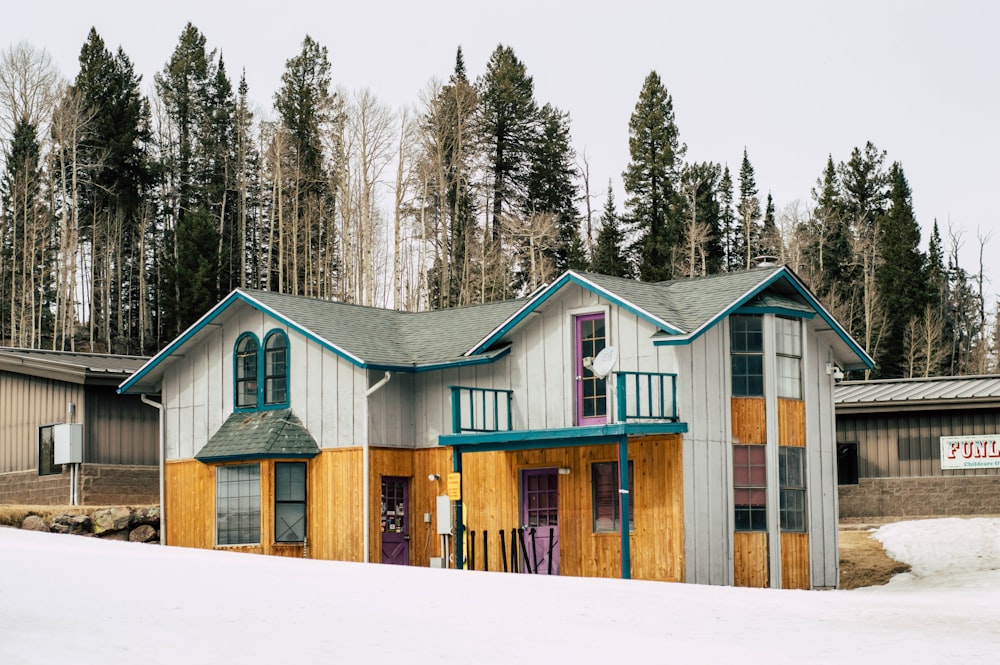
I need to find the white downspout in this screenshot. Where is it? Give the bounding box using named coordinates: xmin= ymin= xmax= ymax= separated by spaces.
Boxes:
xmin=141 ymin=394 xmax=166 ymax=546
xmin=363 ymin=371 xmax=392 ymax=563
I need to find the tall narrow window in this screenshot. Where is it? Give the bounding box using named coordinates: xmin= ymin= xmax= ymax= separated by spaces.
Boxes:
xmin=235 ymin=335 xmax=259 ymax=409
xmin=576 ymin=313 xmax=607 ymax=425
xmin=264 ymin=331 xmax=289 ymax=406
xmin=274 ymin=462 xmax=306 ymax=542
xmin=733 ymin=445 xmax=766 ymax=531
xmin=591 ymin=460 xmax=634 ymax=533
xmin=38 ymin=425 xmax=59 ymax=476
xmin=776 ymin=317 xmax=802 ymax=399
xmin=779 ymin=447 xmax=806 ymax=532
xmin=216 ymin=464 xmax=261 ymax=545
xmin=731 ymin=315 xmax=763 ymax=397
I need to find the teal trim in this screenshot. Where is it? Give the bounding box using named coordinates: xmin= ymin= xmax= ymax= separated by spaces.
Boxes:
xmin=618 ymin=435 xmax=631 ymax=580
xmin=651 ymin=268 xmax=874 ymax=369
xmin=736 ymin=306 xmax=816 ymax=319
xmin=442 ymin=421 xmax=688 ymax=452
xmin=262 ymin=328 xmax=291 ymax=409
xmin=468 ymin=272 xmax=683 ymax=356
xmin=197 ymin=452 xmax=319 ymax=463
xmin=233 ymin=332 xmax=260 ymax=413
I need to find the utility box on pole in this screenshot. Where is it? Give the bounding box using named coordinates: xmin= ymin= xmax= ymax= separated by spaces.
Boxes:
xmin=53 ymin=423 xmax=83 ymax=464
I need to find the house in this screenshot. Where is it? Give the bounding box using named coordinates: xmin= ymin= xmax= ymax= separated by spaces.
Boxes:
xmin=119 ymin=266 xmax=871 ymax=588
xmin=835 ymin=375 xmax=1000 ymax=519
xmin=0 ymin=349 xmax=159 ymax=505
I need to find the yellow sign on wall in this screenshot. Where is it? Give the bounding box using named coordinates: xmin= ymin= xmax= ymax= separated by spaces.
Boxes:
xmin=447 ymin=472 xmax=462 ymax=500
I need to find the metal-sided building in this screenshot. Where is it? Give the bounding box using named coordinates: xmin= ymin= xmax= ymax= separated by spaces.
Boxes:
xmin=0 ymin=349 xmax=159 ymax=505
xmin=120 ymin=266 xmax=871 ymax=588
xmin=835 ymin=375 xmax=1000 ymax=519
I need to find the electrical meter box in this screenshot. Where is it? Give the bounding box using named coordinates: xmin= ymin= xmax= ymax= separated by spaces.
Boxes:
xmin=436 ymin=495 xmax=452 ymax=535
xmin=53 ymin=423 xmax=83 ymax=464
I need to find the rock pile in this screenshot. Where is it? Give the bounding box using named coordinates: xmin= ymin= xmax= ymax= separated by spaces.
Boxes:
xmin=14 ymin=506 xmax=160 ymax=543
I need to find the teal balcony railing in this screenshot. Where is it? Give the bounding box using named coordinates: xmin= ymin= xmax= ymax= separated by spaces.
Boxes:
xmin=450 ymin=386 xmax=514 ymax=434
xmin=615 ymin=371 xmax=679 ymax=422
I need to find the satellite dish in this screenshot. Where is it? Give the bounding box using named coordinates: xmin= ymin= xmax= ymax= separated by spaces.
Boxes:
xmin=590 ymin=346 xmax=618 ymax=379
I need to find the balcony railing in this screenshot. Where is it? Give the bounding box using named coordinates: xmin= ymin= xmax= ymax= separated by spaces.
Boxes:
xmin=449 ymin=372 xmax=679 ymax=434
xmin=450 ymin=386 xmax=514 ymax=434
xmin=615 ymin=371 xmax=679 ymax=422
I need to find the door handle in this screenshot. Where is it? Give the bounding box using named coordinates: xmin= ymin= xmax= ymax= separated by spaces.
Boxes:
xmin=403 ymin=534 xmax=410 ymax=541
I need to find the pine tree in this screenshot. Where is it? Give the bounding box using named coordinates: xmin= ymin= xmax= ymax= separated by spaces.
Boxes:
xmin=525 ymin=103 xmax=581 ymax=275
xmin=810 ymin=155 xmax=849 ymax=296
xmin=736 ymin=148 xmax=761 ymax=268
xmin=677 ymin=161 xmax=723 ymax=277
xmin=590 ymin=181 xmax=631 ymax=278
xmin=718 ymin=166 xmax=737 ymax=271
xmin=761 ymin=192 xmax=779 ymax=258
xmin=623 ymin=71 xmax=685 ymax=282
xmin=478 ymin=44 xmax=537 ymax=247
xmin=75 ymin=29 xmax=151 ymax=352
xmin=875 ymin=162 xmax=928 ymax=377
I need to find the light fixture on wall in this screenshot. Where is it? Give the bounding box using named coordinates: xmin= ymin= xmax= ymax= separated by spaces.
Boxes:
xmin=558 ymin=467 xmax=571 ymax=475
xmin=826 ymin=363 xmax=844 ymax=382
xmin=428 ymin=474 xmax=440 ymax=481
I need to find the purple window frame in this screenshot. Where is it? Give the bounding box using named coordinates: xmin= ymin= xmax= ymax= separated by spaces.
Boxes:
xmin=576 ymin=312 xmax=608 ymax=426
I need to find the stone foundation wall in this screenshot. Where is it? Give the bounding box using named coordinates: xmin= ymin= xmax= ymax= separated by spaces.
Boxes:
xmin=0 ymin=464 xmax=158 ymax=505
xmin=839 ymin=476 xmax=1000 ymax=519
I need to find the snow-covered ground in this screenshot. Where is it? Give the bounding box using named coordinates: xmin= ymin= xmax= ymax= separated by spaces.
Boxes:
xmin=2 ymin=517 xmax=999 ymax=665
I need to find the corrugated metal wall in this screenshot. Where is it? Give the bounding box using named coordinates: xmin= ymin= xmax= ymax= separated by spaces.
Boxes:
xmin=0 ymin=371 xmax=84 ymax=473
xmin=838 ymin=409 xmax=1000 ymax=478
xmin=85 ymin=388 xmax=159 ymax=465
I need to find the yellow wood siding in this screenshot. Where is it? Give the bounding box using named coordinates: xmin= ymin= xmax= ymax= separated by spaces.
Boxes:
xmin=308 ymin=448 xmax=363 ymax=561
xmin=778 ymin=398 xmax=806 ymax=446
xmin=781 ymin=532 xmax=810 ymax=589
xmin=164 ymin=459 xmax=214 ymax=549
xmin=734 ymin=531 xmax=769 ymax=587
xmin=458 ymin=435 xmax=684 ymax=581
xmin=731 ymin=397 xmax=766 ymax=444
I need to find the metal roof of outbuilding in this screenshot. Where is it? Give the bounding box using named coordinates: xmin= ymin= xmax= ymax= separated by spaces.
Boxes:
xmin=835 ymin=375 xmax=1000 ymax=412
xmin=0 ymin=348 xmax=149 ymax=386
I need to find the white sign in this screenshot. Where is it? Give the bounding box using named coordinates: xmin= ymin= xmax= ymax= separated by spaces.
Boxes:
xmin=940 ymin=435 xmax=1000 ymax=470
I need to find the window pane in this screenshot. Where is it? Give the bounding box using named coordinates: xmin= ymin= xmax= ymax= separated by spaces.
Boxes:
xmin=776 ymin=317 xmax=801 ymax=356
xmin=777 ymin=356 xmax=801 ymax=399
xmin=264 ymin=333 xmax=288 ymax=406
xmin=591 ymin=461 xmax=634 ymax=532
xmin=733 ymin=444 xmax=766 ymax=532
xmin=216 ymin=464 xmax=261 ymax=545
xmin=38 ymin=425 xmax=59 ymax=476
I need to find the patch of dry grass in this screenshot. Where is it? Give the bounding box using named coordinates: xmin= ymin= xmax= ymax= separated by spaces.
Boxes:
xmin=839 ymin=529 xmax=911 ymax=589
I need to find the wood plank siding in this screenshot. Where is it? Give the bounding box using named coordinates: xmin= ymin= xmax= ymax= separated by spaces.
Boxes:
xmin=459 ymin=435 xmax=684 ymax=581
xmin=778 ymin=399 xmax=806 ymax=447
xmin=732 ymin=397 xmax=766 ymax=444
xmin=733 ymin=532 xmax=768 ymax=587
xmin=781 ymin=532 xmax=810 ymax=589
xmin=163 ymin=437 xmax=682 ymax=581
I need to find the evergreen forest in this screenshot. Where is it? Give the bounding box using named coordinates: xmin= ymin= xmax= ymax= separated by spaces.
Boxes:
xmin=0 ymin=27 xmax=993 ymax=379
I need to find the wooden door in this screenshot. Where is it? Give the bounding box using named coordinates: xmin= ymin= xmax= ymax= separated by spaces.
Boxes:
xmin=381 ymin=477 xmax=409 ymax=565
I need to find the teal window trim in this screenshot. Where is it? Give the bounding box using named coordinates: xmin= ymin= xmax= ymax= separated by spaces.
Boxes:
xmin=234 ymin=329 xmax=290 ymax=412
xmin=234 ymin=333 xmax=260 ymax=412
xmin=263 ymin=329 xmax=290 ymax=409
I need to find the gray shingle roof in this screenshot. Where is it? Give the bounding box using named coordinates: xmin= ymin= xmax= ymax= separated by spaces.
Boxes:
xmin=195 ymin=409 xmax=320 ymax=461
xmin=242 ymin=290 xmax=524 ymax=367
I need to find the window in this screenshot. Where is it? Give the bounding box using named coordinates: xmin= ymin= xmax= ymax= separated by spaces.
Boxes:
xmin=235 ymin=334 xmax=259 ymax=409
xmin=234 ymin=330 xmax=289 ymax=410
xmin=576 ymin=313 xmax=608 ymax=425
xmin=38 ymin=425 xmax=59 ymax=476
xmin=779 ymin=447 xmax=806 ymax=532
xmin=274 ymin=462 xmax=306 ymax=542
xmin=776 ymin=317 xmax=802 ymax=399
xmin=264 ymin=331 xmax=289 ymax=406
xmin=837 ymin=442 xmax=859 ymax=485
xmin=216 ymin=464 xmax=261 ymax=545
xmin=591 ymin=460 xmax=634 ymax=532
xmin=731 ymin=315 xmax=763 ymax=397
xmin=733 ymin=444 xmax=766 ymax=531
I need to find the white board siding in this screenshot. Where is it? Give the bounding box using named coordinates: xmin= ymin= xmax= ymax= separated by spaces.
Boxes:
xmin=162 ymin=303 xmax=368 ymax=460
xmin=366 ymin=370 xmax=416 ymax=448
xmin=680 ymin=323 xmax=733 ymax=586
xmin=804 ymin=327 xmax=840 ymax=588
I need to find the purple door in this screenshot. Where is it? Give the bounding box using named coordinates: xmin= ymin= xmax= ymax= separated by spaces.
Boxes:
xmin=381 ymin=477 xmax=409 ymax=565
xmin=576 ymin=313 xmax=607 ymax=425
xmin=521 ymin=468 xmax=560 ymax=575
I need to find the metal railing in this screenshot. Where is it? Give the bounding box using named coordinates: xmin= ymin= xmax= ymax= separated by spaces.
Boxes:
xmin=449 ymin=386 xmax=514 ymax=434
xmin=615 ymin=371 xmax=679 ymax=422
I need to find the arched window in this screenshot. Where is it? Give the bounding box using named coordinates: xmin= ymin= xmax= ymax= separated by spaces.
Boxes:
xmin=264 ymin=331 xmax=289 ymax=407
xmin=235 ymin=334 xmax=260 ymax=409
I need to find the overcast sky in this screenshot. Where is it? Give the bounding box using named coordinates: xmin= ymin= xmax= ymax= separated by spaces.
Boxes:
xmin=6 ymin=1 xmax=999 ymax=296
